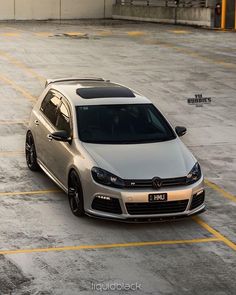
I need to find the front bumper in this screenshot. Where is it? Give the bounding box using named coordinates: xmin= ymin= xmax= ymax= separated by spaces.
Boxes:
xmin=86 ymin=206 xmax=206 ymax=223
xmin=84 ymin=176 xmax=205 ymax=222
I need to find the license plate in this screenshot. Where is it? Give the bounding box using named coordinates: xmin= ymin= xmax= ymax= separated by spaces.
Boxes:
xmin=149 ymin=193 xmax=168 ymax=202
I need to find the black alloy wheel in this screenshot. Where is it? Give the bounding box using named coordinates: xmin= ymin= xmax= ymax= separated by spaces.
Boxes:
xmin=25 ymin=131 xmax=40 ymax=171
xmin=68 ymin=171 xmax=85 ymax=217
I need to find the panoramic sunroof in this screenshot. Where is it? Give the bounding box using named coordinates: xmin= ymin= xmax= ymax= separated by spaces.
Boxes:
xmin=76 ymin=86 xmax=135 ymax=99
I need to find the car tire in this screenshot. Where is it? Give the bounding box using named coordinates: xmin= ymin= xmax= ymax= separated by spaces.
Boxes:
xmin=68 ymin=170 xmax=85 ymax=217
xmin=25 ymin=131 xmax=40 ymax=171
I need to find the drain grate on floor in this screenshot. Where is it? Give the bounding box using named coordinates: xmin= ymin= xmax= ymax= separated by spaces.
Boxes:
xmin=52 ymin=33 xmax=90 ymax=39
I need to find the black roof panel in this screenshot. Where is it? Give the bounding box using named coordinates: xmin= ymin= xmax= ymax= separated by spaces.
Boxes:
xmin=76 ymin=86 xmax=135 ymax=99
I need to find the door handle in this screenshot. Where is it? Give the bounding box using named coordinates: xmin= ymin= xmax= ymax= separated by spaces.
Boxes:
xmin=47 ymin=134 xmax=53 ymax=141
xmin=34 ymin=120 xmax=39 ymax=126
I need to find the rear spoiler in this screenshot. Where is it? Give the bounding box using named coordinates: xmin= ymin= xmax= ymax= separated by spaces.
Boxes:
xmin=45 ymin=77 xmax=105 ymax=88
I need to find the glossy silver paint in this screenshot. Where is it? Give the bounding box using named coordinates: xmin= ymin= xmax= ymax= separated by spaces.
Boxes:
xmin=28 ymin=78 xmax=205 ymax=220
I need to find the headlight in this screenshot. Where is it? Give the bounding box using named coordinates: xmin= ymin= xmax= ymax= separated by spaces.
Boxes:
xmin=186 ymin=163 xmax=202 ymax=184
xmin=91 ymin=167 xmax=125 ymax=188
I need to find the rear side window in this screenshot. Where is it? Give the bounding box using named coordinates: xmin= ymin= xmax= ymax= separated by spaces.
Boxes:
xmin=56 ymin=102 xmax=71 ymax=135
xmin=41 ymin=91 xmax=61 ymax=126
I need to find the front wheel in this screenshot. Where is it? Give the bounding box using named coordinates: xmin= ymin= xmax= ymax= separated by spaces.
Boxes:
xmin=68 ymin=171 xmax=85 ymax=217
xmin=25 ymin=131 xmax=40 ymax=171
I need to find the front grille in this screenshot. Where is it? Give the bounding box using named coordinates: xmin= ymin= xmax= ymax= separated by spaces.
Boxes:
xmin=190 ymin=191 xmax=205 ymax=210
xmin=126 ymin=200 xmax=188 ymax=215
xmin=124 ymin=177 xmax=187 ymax=189
xmin=92 ymin=197 xmax=122 ymax=214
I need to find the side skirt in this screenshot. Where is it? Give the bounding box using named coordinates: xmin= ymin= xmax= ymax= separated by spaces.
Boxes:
xmin=37 ymin=159 xmax=68 ymax=194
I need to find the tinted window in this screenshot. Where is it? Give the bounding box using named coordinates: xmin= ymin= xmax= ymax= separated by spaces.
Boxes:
xmin=77 ymin=86 xmax=135 ymax=99
xmin=41 ymin=91 xmax=61 ymax=126
xmin=41 ymin=91 xmax=54 ymax=112
xmin=76 ymin=104 xmax=176 ymax=144
xmin=56 ymin=102 xmax=71 ymax=135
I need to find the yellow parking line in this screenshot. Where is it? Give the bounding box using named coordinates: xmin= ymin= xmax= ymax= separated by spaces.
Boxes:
xmin=144 ymin=38 xmax=236 ymax=69
xmin=66 ymin=32 xmax=85 ymax=36
xmin=96 ymin=31 xmax=113 ymax=37
xmin=193 ymin=217 xmax=236 ymax=251
xmin=0 ymin=151 xmax=24 ymax=157
xmin=0 ymin=120 xmax=27 ymax=125
xmin=0 ymin=237 xmax=220 ymax=256
xmin=0 ymin=33 xmax=20 ymax=37
xmin=0 ymin=189 xmax=61 ymax=197
xmin=0 ymin=74 xmax=36 ymax=102
xmin=127 ymin=31 xmax=146 ymax=37
xmin=0 ymin=50 xmax=45 ymax=84
xmin=205 ymin=179 xmax=236 ymax=203
xmin=171 ymin=46 xmax=236 ymax=69
xmin=169 ymin=30 xmax=191 ymax=34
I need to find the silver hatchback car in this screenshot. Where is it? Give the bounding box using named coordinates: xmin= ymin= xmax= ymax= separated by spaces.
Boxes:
xmin=26 ymin=78 xmax=205 ymax=221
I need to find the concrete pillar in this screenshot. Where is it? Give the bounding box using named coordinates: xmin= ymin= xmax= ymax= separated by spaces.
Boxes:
xmin=226 ymin=0 xmax=235 ymax=28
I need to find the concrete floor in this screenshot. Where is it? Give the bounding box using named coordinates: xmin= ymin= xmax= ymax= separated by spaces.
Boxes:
xmin=0 ymin=20 xmax=235 ymax=294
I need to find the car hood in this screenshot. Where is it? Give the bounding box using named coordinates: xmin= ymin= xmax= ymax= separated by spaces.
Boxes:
xmin=82 ymin=139 xmax=196 ymax=179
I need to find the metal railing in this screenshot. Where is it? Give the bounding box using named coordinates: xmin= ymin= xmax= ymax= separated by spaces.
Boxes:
xmin=115 ymin=0 xmax=207 ymax=8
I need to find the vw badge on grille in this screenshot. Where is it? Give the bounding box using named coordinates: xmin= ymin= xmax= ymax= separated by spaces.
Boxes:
xmin=152 ymin=177 xmax=162 ymax=189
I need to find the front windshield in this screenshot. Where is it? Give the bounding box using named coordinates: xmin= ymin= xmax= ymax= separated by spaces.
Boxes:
xmin=76 ymin=104 xmax=176 ymax=144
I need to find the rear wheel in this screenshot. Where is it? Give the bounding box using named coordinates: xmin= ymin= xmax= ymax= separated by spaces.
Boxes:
xmin=68 ymin=171 xmax=85 ymax=217
xmin=25 ymin=131 xmax=40 ymax=171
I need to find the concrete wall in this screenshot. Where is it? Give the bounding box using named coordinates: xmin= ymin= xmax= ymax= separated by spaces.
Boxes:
xmin=113 ymin=5 xmax=213 ymax=27
xmin=0 ymin=0 xmax=15 ymax=20
xmin=0 ymin=0 xmax=113 ymax=20
xmin=177 ymin=7 xmax=212 ymax=27
xmin=15 ymin=0 xmax=60 ymax=20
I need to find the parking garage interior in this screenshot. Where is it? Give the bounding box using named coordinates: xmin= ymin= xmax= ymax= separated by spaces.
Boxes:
xmin=0 ymin=1 xmax=235 ymax=295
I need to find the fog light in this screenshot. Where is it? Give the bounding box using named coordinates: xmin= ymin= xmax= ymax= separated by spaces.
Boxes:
xmin=190 ymin=190 xmax=205 ymax=210
xmin=96 ymin=195 xmax=111 ymax=201
xmin=196 ymin=190 xmax=204 ymax=196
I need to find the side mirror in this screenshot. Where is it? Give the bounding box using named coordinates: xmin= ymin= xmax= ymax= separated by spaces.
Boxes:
xmin=49 ymin=130 xmax=72 ymax=143
xmin=175 ymin=126 xmax=187 ymax=137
